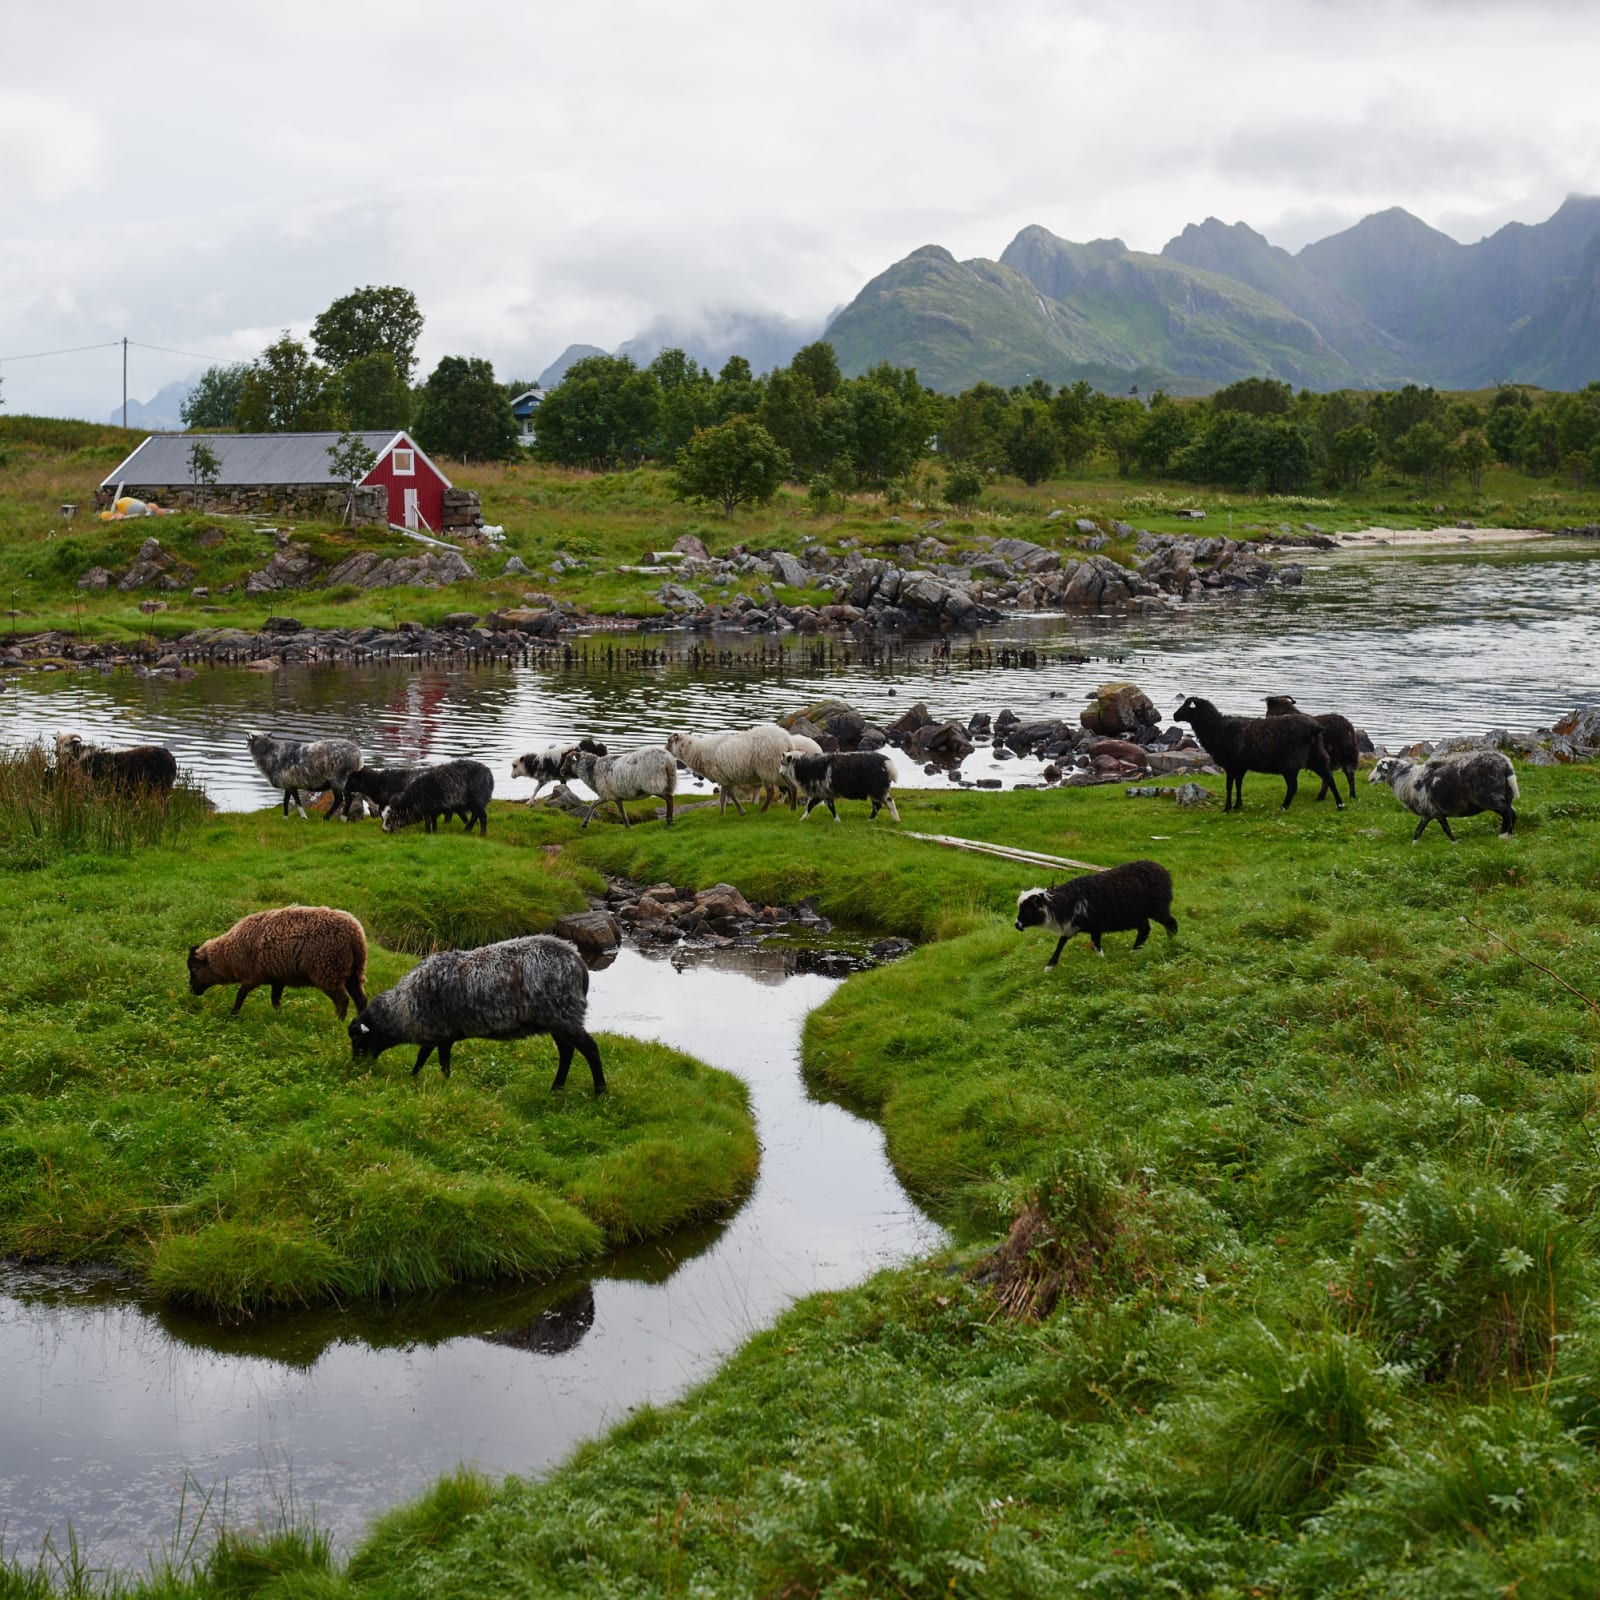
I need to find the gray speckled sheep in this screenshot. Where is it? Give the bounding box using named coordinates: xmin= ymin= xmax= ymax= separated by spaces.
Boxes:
xmin=246 ymin=731 xmax=364 ymax=820
xmin=348 ymin=934 xmax=605 ymax=1092
xmin=188 ymin=905 xmax=369 ymax=1018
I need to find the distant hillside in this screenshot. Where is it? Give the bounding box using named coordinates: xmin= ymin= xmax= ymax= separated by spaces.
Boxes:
xmin=820 ymin=197 xmax=1600 ymax=393
xmin=616 ymin=308 xmax=824 ymax=377
xmin=537 ymin=345 xmax=608 ymax=388
xmin=105 ymin=377 xmax=193 ymax=432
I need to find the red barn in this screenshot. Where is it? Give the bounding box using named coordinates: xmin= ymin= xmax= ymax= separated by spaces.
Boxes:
xmin=100 ymin=430 xmax=455 ymax=531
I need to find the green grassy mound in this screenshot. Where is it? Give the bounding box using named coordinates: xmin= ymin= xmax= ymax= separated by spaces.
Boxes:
xmin=0 ymin=798 xmax=758 ymax=1314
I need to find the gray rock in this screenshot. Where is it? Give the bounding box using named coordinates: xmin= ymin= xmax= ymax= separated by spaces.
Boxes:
xmin=502 ymin=555 xmax=531 ymax=575
xmin=1074 ymin=518 xmax=1098 ymax=534
xmin=767 ymin=551 xmax=810 ymax=587
xmin=77 ymin=567 xmax=113 ymax=590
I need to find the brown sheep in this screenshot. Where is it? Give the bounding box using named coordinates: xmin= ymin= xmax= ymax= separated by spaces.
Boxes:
xmin=187 ymin=906 xmax=369 ymax=1019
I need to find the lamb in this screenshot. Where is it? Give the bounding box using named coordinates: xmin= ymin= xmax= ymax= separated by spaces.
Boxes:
xmin=1265 ymin=695 xmax=1360 ymax=802
xmin=511 ymin=738 xmax=607 ymax=801
xmin=558 ymin=745 xmax=676 ymax=827
xmin=54 ymin=732 xmax=177 ymax=794
xmin=1368 ymin=752 xmax=1518 ymax=843
xmin=777 ymin=749 xmax=901 ymax=822
xmin=775 ymin=732 xmax=825 ymax=809
xmin=1015 ymin=861 xmax=1177 ymax=965
xmin=348 ymin=933 xmax=605 ymax=1093
xmin=245 ymin=731 xmax=364 ymax=820
xmin=380 ymin=759 xmax=494 ymax=835
xmin=1173 ymin=695 xmax=1342 ymax=813
xmin=343 ymin=766 xmax=422 ymax=817
xmin=187 ymin=905 xmax=369 ymax=1019
xmin=665 ymin=723 xmax=793 ymax=817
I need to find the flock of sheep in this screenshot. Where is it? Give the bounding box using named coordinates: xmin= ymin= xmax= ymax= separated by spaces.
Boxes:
xmin=48 ymin=691 xmax=1525 ymax=1083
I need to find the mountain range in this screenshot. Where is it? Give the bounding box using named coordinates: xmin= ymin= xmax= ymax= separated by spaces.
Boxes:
xmin=821 ymin=197 xmax=1600 ymax=394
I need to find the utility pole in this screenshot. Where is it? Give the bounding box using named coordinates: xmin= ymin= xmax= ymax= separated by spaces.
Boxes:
xmin=122 ymin=336 xmax=128 ymax=428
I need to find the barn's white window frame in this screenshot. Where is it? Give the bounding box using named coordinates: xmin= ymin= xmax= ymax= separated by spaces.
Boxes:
xmin=391 ymin=448 xmax=415 ymax=475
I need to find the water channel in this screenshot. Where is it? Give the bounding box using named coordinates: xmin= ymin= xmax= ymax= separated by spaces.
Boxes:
xmin=2 ymin=537 xmax=1599 ymax=1569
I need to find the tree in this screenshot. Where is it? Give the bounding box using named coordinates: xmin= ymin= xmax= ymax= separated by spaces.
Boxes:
xmin=1391 ymin=422 xmax=1453 ymax=490
xmin=336 ymin=350 xmax=412 ymax=430
xmin=1135 ymin=395 xmax=1191 ymax=476
xmin=1002 ymin=398 xmax=1062 ymax=485
xmin=182 ymin=363 xmax=248 ymax=428
xmin=941 ymin=382 xmax=1011 ymax=468
xmin=840 ymin=363 xmax=935 ymax=488
xmin=789 ymin=341 xmax=841 ymax=398
xmin=944 ymin=463 xmax=983 ymax=512
xmin=651 ymin=348 xmax=717 ymax=458
xmin=532 ymin=354 xmax=662 ymax=470
xmin=1210 ymin=376 xmax=1293 ymax=417
xmin=1050 ymin=380 xmax=1100 ymax=470
xmin=310 ymin=286 xmax=424 ymax=383
xmin=669 ymin=416 xmax=791 ymax=516
xmin=186 ymin=438 xmax=221 ymax=507
xmin=1101 ymin=397 xmax=1146 ymax=476
xmin=1456 ymin=428 xmax=1493 ymax=493
xmin=1369 ymin=384 xmax=1444 ymax=449
xmin=235 ymin=334 xmax=334 ymax=432
xmin=326 ymin=429 xmax=379 ymax=524
xmin=412 ymin=356 xmax=519 ymax=463
xmin=1327 ymin=425 xmax=1380 ymax=490
xmin=713 ymin=354 xmax=762 ymax=422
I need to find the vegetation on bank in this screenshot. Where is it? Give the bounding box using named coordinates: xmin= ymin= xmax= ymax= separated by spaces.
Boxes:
xmin=13 ymin=765 xmax=1600 ymax=1595
xmin=0 ymin=760 xmax=758 ymax=1315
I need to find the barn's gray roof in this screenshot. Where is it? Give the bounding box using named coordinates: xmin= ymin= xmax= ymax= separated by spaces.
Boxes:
xmin=101 ymin=431 xmax=404 ymax=488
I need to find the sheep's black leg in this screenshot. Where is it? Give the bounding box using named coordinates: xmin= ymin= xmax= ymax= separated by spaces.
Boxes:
xmin=411 ymin=1043 xmax=434 ymax=1075
xmin=1412 ymin=816 xmax=1431 ymax=843
xmin=476 ymin=806 xmax=488 ymax=835
xmin=1090 ymin=932 xmax=1105 ymax=956
xmin=349 ymin=975 xmax=367 ymax=1013
xmin=1162 ymin=914 xmax=1179 ymax=938
xmin=1500 ymin=806 xmax=1516 ymax=837
xmin=578 ymin=1030 xmax=606 ymax=1095
xmin=552 ymin=1035 xmax=573 ymax=1089
xmin=1345 ymin=768 xmax=1358 ymax=801
xmin=1045 ymin=935 xmax=1069 ymax=968
xmin=1133 ymin=921 xmax=1150 ymax=948
xmin=802 ymin=798 xmax=819 ymax=820
xmin=1281 ymin=771 xmax=1299 ymax=810
xmin=827 ymin=799 xmax=840 ymax=822
xmin=232 ymin=983 xmax=258 ymax=1014
xmin=1438 ymin=817 xmax=1456 ymax=842
xmin=438 ymin=1042 xmax=453 ymax=1077
xmin=270 ymin=983 xmax=284 ymax=1008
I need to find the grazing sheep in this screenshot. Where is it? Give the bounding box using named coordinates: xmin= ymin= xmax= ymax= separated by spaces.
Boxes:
xmin=559 ymin=745 xmax=676 ymax=827
xmin=778 ymin=749 xmax=901 ymax=822
xmin=188 ymin=905 xmax=369 ymax=1018
xmin=381 ymin=759 xmax=495 ymax=835
xmin=54 ymin=732 xmax=177 ymax=794
xmin=1015 ymin=861 xmax=1177 ymax=965
xmin=343 ymin=766 xmax=422 ymax=817
xmin=246 ymin=731 xmax=364 ymax=820
xmin=1368 ymin=752 xmax=1519 ymax=843
xmin=665 ymin=723 xmax=793 ymax=817
xmin=1173 ymin=695 xmax=1342 ymax=813
xmin=349 ymin=933 xmax=605 ymax=1092
xmin=1265 ymin=695 xmax=1360 ymax=802
xmin=512 ymin=738 xmax=607 ymax=801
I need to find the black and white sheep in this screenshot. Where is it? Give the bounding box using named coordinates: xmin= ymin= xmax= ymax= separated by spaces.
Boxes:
xmin=246 ymin=731 xmax=364 ymax=819
xmin=774 ymin=731 xmax=826 ymax=809
xmin=1015 ymin=861 xmax=1177 ymax=965
xmin=558 ymin=745 xmax=676 ymax=827
xmin=1265 ymin=695 xmax=1360 ymax=802
xmin=665 ymin=724 xmax=792 ymax=817
xmin=54 ymin=732 xmax=177 ymax=794
xmin=1173 ymin=695 xmax=1342 ymax=813
xmin=1368 ymin=752 xmax=1518 ymax=843
xmin=777 ymin=749 xmax=901 ymax=822
xmin=380 ymin=759 xmax=495 ymax=835
xmin=511 ymin=738 xmax=607 ymax=801
xmin=188 ymin=905 xmax=369 ymax=1018
xmin=348 ymin=933 xmax=605 ymax=1092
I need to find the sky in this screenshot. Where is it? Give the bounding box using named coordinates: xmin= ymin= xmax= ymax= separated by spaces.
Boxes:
xmin=3 ymin=0 xmax=1596 ymax=422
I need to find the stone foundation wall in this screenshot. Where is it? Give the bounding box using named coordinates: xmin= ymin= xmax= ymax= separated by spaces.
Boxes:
xmin=93 ymin=483 xmax=389 ymax=526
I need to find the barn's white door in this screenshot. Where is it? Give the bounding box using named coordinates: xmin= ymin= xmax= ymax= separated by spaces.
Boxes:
xmin=403 ymin=488 xmax=419 ymax=529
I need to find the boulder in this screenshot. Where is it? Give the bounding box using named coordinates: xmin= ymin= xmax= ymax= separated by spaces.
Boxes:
xmin=694 ymin=882 xmax=754 ymax=920
xmin=673 ymin=533 xmax=710 ymax=560
xmin=1080 ymin=681 xmax=1160 ymax=737
xmin=77 ymin=567 xmax=113 ymax=590
xmin=767 ymin=550 xmax=810 ymax=587
xmin=552 ymin=910 xmax=620 ymax=957
xmin=885 ymin=701 xmax=933 ymax=739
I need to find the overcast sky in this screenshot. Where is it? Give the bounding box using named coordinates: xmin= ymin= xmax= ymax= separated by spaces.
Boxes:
xmin=3 ymin=0 xmax=1596 ymax=421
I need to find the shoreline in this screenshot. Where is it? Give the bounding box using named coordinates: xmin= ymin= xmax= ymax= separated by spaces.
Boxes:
xmin=1330 ymin=525 xmax=1553 ymax=547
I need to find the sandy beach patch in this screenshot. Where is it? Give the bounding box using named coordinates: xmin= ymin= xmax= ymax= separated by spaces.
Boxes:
xmin=1331 ymin=526 xmax=1552 ymax=548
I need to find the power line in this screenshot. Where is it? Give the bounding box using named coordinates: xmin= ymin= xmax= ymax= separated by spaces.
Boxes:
xmin=128 ymin=339 xmax=240 ymax=364
xmin=0 ymin=339 xmax=122 ymax=363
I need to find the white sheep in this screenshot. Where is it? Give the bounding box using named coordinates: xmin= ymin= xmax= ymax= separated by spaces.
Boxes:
xmin=560 ymin=746 xmax=677 ymax=827
xmin=664 ymin=723 xmax=792 ymax=817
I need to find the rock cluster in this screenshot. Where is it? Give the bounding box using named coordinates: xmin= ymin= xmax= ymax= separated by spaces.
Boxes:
xmin=78 ymin=537 xmax=197 ymax=593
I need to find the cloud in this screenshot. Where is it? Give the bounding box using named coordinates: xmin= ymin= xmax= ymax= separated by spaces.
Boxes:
xmin=0 ymin=95 xmax=106 ymax=201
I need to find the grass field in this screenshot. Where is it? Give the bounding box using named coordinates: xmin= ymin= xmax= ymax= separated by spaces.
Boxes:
xmin=10 ymin=762 xmax=1600 ymax=1595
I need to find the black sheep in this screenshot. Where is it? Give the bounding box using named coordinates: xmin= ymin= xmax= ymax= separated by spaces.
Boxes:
xmin=54 ymin=733 xmax=177 ymax=795
xmin=777 ymin=749 xmax=901 ymax=822
xmin=1265 ymin=695 xmax=1360 ymax=802
xmin=1015 ymin=860 xmax=1177 ymax=965
xmin=344 ymin=766 xmax=421 ymax=816
xmin=380 ymin=760 xmax=495 ymax=835
xmin=1173 ymin=695 xmax=1342 ymax=813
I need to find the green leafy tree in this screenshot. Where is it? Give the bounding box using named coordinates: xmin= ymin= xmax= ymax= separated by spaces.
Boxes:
xmin=713 ymin=354 xmax=762 ymax=423
xmin=839 ymin=363 xmax=935 ymax=488
xmin=310 ymin=286 xmax=424 ymax=383
xmin=186 ymin=438 xmax=221 ymax=507
xmin=234 ymin=334 xmax=334 ymax=432
xmin=326 ymin=429 xmax=379 ymax=524
xmin=336 ymin=350 xmax=411 ymax=430
xmin=412 ymin=356 xmax=519 ymax=463
xmin=1327 ymin=425 xmax=1380 ymax=490
xmin=1049 ymin=380 xmax=1101 ymax=470
xmin=1135 ymin=394 xmax=1192 ymax=476
xmin=650 ymin=349 xmax=717 ymax=458
xmin=669 ymin=416 xmax=791 ymax=517
xmin=532 ymin=354 xmax=662 ymax=470
xmin=181 ymin=363 xmax=248 ymax=429
xmin=1391 ymin=422 xmax=1453 ymax=490
xmin=760 ymin=367 xmax=828 ymax=479
xmin=1210 ymin=376 xmax=1293 ymax=417
xmin=790 ymin=341 xmax=841 ymax=398
xmin=1101 ymin=397 xmax=1146 ymax=476
xmin=944 ymin=463 xmax=983 ymax=512
xmin=1456 ymin=428 xmax=1493 ymax=493
xmin=941 ymin=382 xmax=1011 ymax=469
xmin=1002 ymin=397 xmax=1062 ymax=486
xmin=1369 ymin=384 xmax=1444 ymax=450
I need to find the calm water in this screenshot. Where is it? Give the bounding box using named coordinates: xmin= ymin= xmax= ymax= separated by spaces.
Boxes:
xmin=0 ymin=947 xmax=943 ymax=1569
xmin=3 ymin=541 xmax=1599 ymax=809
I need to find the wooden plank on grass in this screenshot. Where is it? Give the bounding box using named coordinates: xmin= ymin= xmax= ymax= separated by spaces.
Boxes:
xmin=903 ymin=831 xmax=1104 ymax=872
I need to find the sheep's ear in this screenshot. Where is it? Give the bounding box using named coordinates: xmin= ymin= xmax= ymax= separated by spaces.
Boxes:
xmin=356 ymin=1021 xmax=369 ymax=1033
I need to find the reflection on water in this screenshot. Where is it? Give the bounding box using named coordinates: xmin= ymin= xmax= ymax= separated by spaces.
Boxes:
xmin=0 ymin=949 xmax=944 ymax=1568
xmin=4 ymin=542 xmax=1599 ymax=810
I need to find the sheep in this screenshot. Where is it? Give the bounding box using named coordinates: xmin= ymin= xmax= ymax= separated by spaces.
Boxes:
xmin=343 ymin=766 xmax=422 ymax=817
xmin=245 ymin=731 xmax=364 ymax=820
xmin=665 ymin=723 xmax=793 ymax=817
xmin=54 ymin=732 xmax=177 ymax=794
xmin=380 ymin=759 xmax=494 ymax=835
xmin=511 ymin=738 xmax=607 ymax=801
xmin=1015 ymin=861 xmax=1177 ymax=965
xmin=775 ymin=731 xmax=826 ymax=809
xmin=348 ymin=933 xmax=605 ymax=1093
xmin=777 ymin=749 xmax=901 ymax=822
xmin=1368 ymin=752 xmax=1518 ymax=843
xmin=1265 ymin=695 xmax=1360 ymax=802
xmin=558 ymin=745 xmax=676 ymax=827
xmin=187 ymin=905 xmax=369 ymax=1019
xmin=1173 ymin=695 xmax=1342 ymax=813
